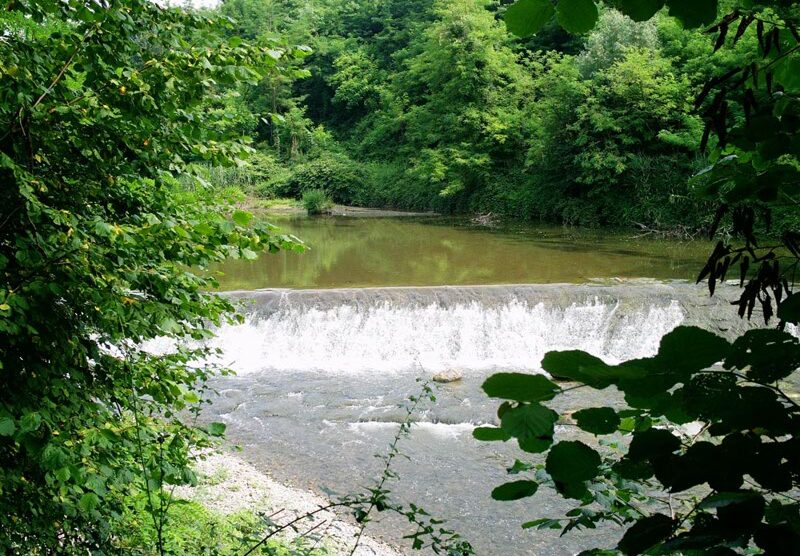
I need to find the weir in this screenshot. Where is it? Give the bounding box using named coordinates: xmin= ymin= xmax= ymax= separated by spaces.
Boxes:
xmin=198 ymin=281 xmax=757 ymax=555
xmin=212 ymin=282 xmax=750 ymax=375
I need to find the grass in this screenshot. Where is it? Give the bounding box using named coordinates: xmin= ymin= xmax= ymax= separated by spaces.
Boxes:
xmin=302 ymin=190 xmax=333 ymax=215
xmin=113 ymin=495 xmax=328 ymax=555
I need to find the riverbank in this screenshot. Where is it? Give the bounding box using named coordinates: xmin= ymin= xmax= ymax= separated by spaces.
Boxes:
xmin=239 ymin=197 xmax=436 ymax=218
xmin=175 ymin=452 xmax=401 ymax=556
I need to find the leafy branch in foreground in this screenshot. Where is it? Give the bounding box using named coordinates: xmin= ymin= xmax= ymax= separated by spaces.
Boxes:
xmin=0 ymin=1 xmax=304 ymax=552
xmin=243 ymin=380 xmax=474 ymax=556
xmin=480 ymin=2 xmax=800 ymax=553
xmin=476 ymin=326 xmax=800 ymax=554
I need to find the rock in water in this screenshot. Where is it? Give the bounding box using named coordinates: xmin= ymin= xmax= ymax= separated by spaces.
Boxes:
xmin=432 ymin=369 xmax=463 ymax=383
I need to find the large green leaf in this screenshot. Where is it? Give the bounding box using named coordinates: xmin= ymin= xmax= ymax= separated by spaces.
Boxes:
xmin=778 ymin=293 xmax=800 ymax=324
xmin=541 ymin=350 xmax=617 ymax=388
xmin=574 ymin=407 xmax=620 ymax=435
xmin=518 ymin=437 xmax=553 ymax=454
xmin=726 ymin=329 xmax=800 ymax=382
xmin=207 ymin=422 xmax=227 ymax=437
xmin=482 ymin=373 xmax=559 ymax=402
xmin=473 ymin=426 xmax=511 ymax=442
xmin=665 ymin=0 xmax=718 ymax=28
xmin=78 ymin=492 xmax=100 ymax=514
xmin=491 ymin=480 xmax=539 ymax=501
xmin=556 ymin=0 xmax=598 ymax=34
xmin=627 ymin=428 xmax=681 ymax=461
xmin=654 ymin=326 xmax=729 ymax=373
xmin=500 ymin=403 xmax=558 ymax=441
xmin=654 ymin=442 xmax=718 ymax=492
xmin=545 ymin=441 xmax=601 ymax=484
xmin=775 ymin=57 xmax=800 ymax=93
xmin=612 ymin=0 xmax=665 ymax=21
xmin=617 ymin=513 xmax=675 ymax=554
xmin=504 ymin=0 xmax=555 ymax=37
xmin=0 ymin=417 xmax=15 ymax=437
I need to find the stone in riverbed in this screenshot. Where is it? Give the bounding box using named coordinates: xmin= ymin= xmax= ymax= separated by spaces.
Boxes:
xmin=432 ymin=369 xmax=463 ymax=383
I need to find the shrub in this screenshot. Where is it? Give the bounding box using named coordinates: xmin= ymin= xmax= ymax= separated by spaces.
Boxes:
xmin=302 ymin=189 xmax=333 ymax=215
xmin=205 ymin=151 xmax=292 ymax=200
xmin=113 ymin=494 xmax=324 ymax=555
xmin=280 ymin=154 xmax=366 ymax=204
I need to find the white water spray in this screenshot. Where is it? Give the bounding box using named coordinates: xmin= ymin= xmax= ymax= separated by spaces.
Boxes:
xmin=208 ymin=285 xmax=689 ymax=375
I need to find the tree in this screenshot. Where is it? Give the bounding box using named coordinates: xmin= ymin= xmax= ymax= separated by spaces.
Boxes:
xmin=479 ymin=0 xmax=800 ymax=553
xmin=0 ymin=1 xmax=302 ymax=551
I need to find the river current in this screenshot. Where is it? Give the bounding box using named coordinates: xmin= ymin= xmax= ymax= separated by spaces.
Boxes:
xmin=189 ymin=278 xmax=751 ymax=555
xmin=160 ymin=215 xmax=753 ymax=555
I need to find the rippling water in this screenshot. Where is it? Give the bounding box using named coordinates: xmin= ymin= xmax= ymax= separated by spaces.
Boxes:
xmin=176 ymin=281 xmax=753 ymax=555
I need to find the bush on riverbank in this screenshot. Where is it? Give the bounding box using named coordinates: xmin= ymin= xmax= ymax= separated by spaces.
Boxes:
xmin=302 ymin=189 xmax=334 ymax=215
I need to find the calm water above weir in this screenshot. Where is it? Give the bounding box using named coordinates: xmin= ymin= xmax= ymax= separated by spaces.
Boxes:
xmin=214 ymin=215 xmax=712 ymax=290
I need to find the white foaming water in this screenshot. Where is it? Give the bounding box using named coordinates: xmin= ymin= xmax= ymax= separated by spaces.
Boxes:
xmin=207 ymin=292 xmax=685 ymax=375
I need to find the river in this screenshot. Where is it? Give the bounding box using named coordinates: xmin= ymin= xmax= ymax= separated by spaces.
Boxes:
xmin=197 ymin=214 xmax=748 ymax=555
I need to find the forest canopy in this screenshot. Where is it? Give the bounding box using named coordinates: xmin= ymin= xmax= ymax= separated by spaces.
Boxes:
xmin=212 ymin=0 xmax=796 ymax=233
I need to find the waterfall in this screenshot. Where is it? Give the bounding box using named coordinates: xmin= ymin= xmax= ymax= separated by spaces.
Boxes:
xmin=206 ymin=283 xmax=741 ymax=376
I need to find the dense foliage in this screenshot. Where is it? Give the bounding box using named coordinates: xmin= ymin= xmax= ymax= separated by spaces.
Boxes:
xmin=0 ymin=1 xmax=303 ymax=551
xmin=212 ymin=0 xmax=797 ymax=231
xmin=478 ymin=1 xmax=800 ymax=554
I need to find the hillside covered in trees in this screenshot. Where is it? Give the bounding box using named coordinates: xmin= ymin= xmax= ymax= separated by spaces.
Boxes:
xmin=213 ymin=0 xmax=785 ymax=231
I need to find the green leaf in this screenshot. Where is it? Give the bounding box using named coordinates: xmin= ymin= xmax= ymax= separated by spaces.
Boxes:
xmin=207 ymin=422 xmax=226 ymax=437
xmin=482 ymin=373 xmax=559 ymax=402
xmin=627 ymin=428 xmax=681 ymax=462
xmin=545 ymin=441 xmax=601 ymax=484
xmin=0 ymin=417 xmax=15 ymax=436
xmin=504 ymin=0 xmax=555 ymax=37
xmin=778 ymin=293 xmax=800 ymax=324
xmin=518 ymin=437 xmax=553 ymax=453
xmin=617 ymin=513 xmax=675 ymax=554
xmin=522 ymin=518 xmax=561 ymax=529
xmin=574 ymin=407 xmax=620 ymax=435
xmin=183 ymin=391 xmax=200 ymax=404
xmin=491 ymin=480 xmax=539 ymax=501
xmin=232 ymin=209 xmax=252 ymax=227
xmin=726 ymin=329 xmax=800 ymax=382
xmin=775 ymin=57 xmax=800 ymax=93
xmin=473 ymin=426 xmax=512 ymax=442
xmin=556 ymin=0 xmax=598 ymax=34
xmin=500 ymin=403 xmax=558 ymax=441
xmin=541 ymin=350 xmax=617 ymax=388
xmin=54 ymin=467 xmax=71 ymax=482
xmin=18 ymin=412 xmax=41 ymax=434
xmin=665 ymin=0 xmax=718 ymax=29
xmin=612 ymin=0 xmax=665 ymax=21
xmin=654 ymin=326 xmax=729 ymax=373
xmin=78 ymin=492 xmax=100 ymax=513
